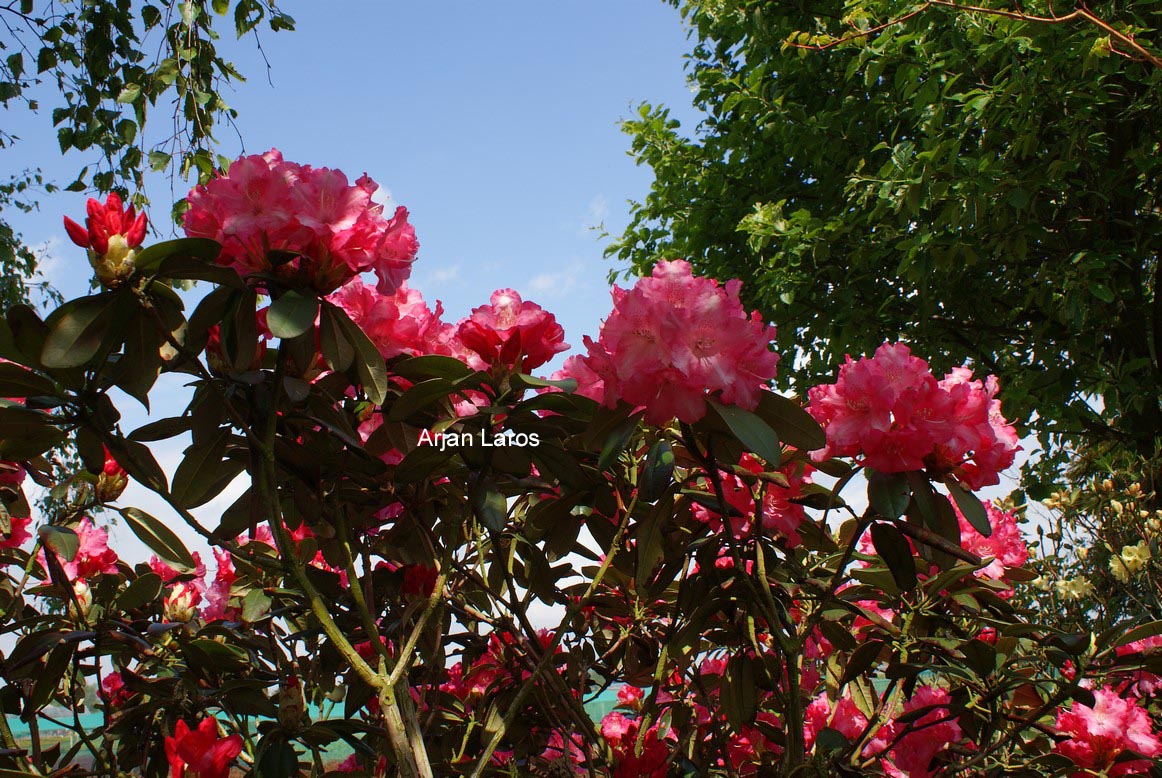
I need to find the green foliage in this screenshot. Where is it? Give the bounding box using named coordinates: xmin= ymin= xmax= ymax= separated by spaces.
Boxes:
xmin=0 ymin=1 xmax=294 ymax=308
xmin=612 ymin=0 xmax=1162 ymax=495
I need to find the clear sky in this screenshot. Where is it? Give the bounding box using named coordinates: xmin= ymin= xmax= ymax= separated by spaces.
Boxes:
xmin=10 ymin=1 xmax=701 ymax=346
xmin=4 ymin=1 xmax=704 ymax=564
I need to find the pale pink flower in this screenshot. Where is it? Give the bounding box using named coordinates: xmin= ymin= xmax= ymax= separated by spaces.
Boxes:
xmin=580 ymin=260 xmax=778 ymax=425
xmin=949 ymin=497 xmax=1029 ymax=587
xmin=871 ymin=685 xmax=962 ymax=778
xmin=808 ymin=342 xmax=1018 ymax=486
xmin=1055 ymin=686 xmax=1162 ymax=775
xmin=202 ymin=548 xmax=237 ymax=622
xmin=328 ymin=278 xmax=461 ymax=360
xmin=183 ymin=150 xmax=418 ymax=294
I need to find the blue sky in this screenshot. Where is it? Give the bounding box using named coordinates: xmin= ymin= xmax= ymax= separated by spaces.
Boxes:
xmin=11 ymin=1 xmax=701 ymax=349
xmin=5 ymin=1 xmax=704 ymax=564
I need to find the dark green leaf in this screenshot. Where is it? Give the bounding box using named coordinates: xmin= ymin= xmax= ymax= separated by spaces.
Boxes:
xmin=120 ymin=507 xmax=196 ymax=568
xmin=391 ymin=354 xmax=473 ymax=382
xmin=709 ymin=400 xmax=780 ymax=467
xmin=721 ymin=654 xmax=758 ymax=730
xmin=319 ymin=305 xmax=355 ymax=373
xmin=387 ymin=378 xmax=454 ymax=422
xmin=38 ymin=525 xmax=78 ymax=562
xmin=267 ymin=290 xmax=319 ymax=339
xmin=0 ymin=362 xmax=56 ymax=398
xmin=0 ymin=406 xmax=65 ymax=459
xmin=41 ymin=293 xmax=125 ymax=369
xmin=635 ymin=496 xmax=671 ymax=591
xmin=171 ymin=428 xmax=235 ymax=509
xmin=945 ymin=477 xmax=991 ymax=537
xmin=753 ymin=390 xmax=826 ymax=452
xmin=639 ymin=440 xmax=675 ymax=503
xmin=117 ymin=572 xmax=163 ymax=611
xmin=870 ymin=521 xmax=917 ymax=591
xmin=25 ymin=642 xmax=73 ymax=717
xmin=134 ymin=237 xmax=221 ymax=273
xmin=327 ymin=303 xmax=388 ymax=404
xmin=510 ymin=373 xmax=577 ymax=392
xmin=472 ymin=488 xmax=508 ymax=533
xmin=242 ymin=589 xmax=272 ymax=622
xmin=867 ymin=469 xmax=910 ymax=520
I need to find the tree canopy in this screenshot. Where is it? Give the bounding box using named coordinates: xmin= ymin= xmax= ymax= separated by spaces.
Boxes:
xmin=0 ymin=0 xmax=294 ymax=307
xmin=610 ymin=0 xmax=1162 ymax=496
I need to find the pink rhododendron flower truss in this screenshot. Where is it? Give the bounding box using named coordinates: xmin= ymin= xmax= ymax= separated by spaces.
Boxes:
xmin=1054 ymin=686 xmax=1162 ymax=775
xmin=949 ymin=496 xmax=1029 ymax=589
xmin=455 ymin=288 xmax=568 ymax=372
xmin=38 ymin=517 xmax=119 ymax=582
xmin=599 ymin=711 xmax=673 ymax=778
xmin=689 ymin=453 xmax=815 ymax=546
xmin=327 ymin=277 xmax=462 ymax=360
xmin=577 ymin=259 xmax=779 ymax=425
xmin=182 ymin=149 xmax=418 ymax=294
xmin=870 ymin=685 xmax=963 ymax=778
xmin=807 ymin=342 xmax=1019 ymax=486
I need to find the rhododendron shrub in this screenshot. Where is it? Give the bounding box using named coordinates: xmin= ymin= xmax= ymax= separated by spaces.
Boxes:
xmin=0 ymin=154 xmax=1158 ymax=777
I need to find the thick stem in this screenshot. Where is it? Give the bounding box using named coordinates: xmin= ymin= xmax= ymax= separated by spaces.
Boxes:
xmin=254 ymin=346 xmax=432 ymax=778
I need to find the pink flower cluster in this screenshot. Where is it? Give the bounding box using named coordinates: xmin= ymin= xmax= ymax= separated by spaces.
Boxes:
xmin=807 ymin=342 xmax=1019 ymax=488
xmin=39 ymin=517 xmax=119 ymax=582
xmin=150 ymin=550 xmax=236 ymax=623
xmin=805 ymin=685 xmax=961 ymax=778
xmin=183 ymin=150 xmax=418 ymax=294
xmin=330 ymin=279 xmax=566 ymax=374
xmin=561 ymin=260 xmax=779 ymax=425
xmin=689 ymin=454 xmax=815 ymax=546
xmin=329 ymin=278 xmax=459 ymax=360
xmin=1054 ymin=686 xmax=1162 ymax=775
xmin=950 ymin=498 xmax=1029 ymax=585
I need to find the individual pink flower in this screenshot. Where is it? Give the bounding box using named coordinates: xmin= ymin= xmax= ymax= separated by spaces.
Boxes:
xmin=455 ymin=289 xmax=567 ymax=372
xmin=202 ymin=548 xmax=237 ymax=622
xmin=537 ymin=731 xmax=589 ymax=776
xmin=807 ymin=342 xmax=1018 ymax=486
xmin=328 ymin=277 xmax=461 ymax=360
xmin=149 ymin=552 xmax=207 ymax=595
xmin=616 ymin=685 xmax=644 ymax=710
xmin=949 ymin=497 xmax=1029 ymax=587
xmin=100 ymin=671 xmax=133 ymax=709
xmin=804 ymin=691 xmax=869 ymax=752
xmin=1055 ymin=686 xmax=1162 ymax=775
xmin=183 ymin=149 xmax=418 ymax=294
xmin=549 ymin=353 xmax=605 ymax=403
xmin=40 ymin=517 xmax=119 ymax=581
xmin=0 ymin=514 xmax=32 ymax=550
xmin=578 ymin=260 xmax=778 ymax=425
xmin=164 ymin=717 xmax=244 ymax=778
xmin=600 ymin=711 xmax=671 ymax=778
